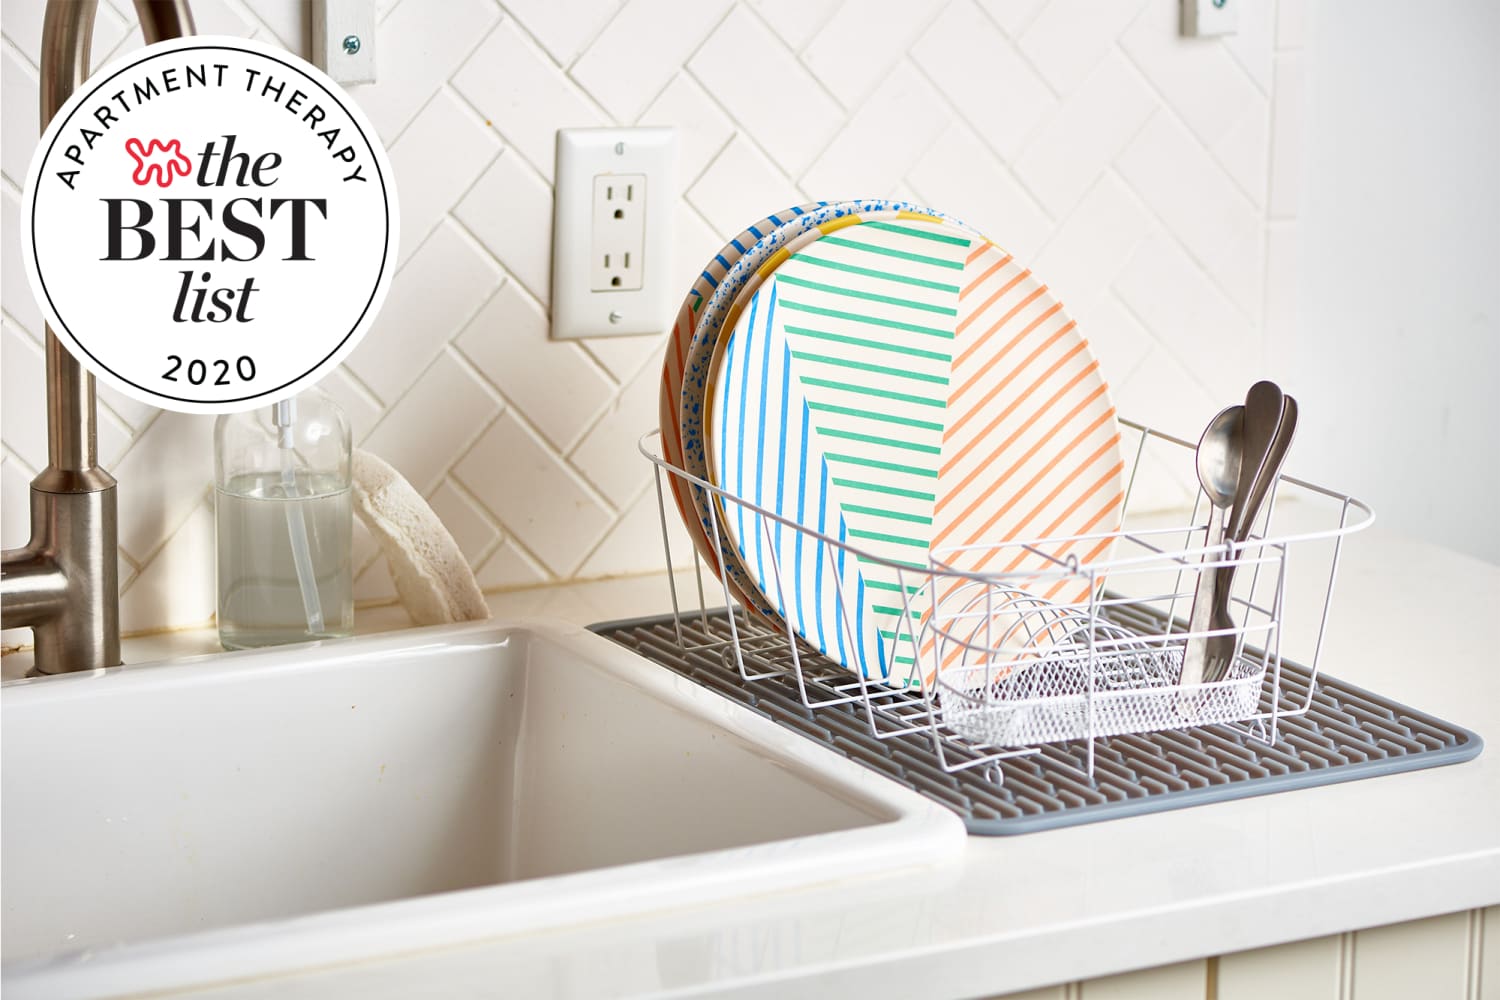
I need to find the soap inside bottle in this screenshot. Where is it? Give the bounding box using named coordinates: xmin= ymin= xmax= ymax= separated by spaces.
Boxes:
xmin=214 ymin=388 xmax=353 ymax=649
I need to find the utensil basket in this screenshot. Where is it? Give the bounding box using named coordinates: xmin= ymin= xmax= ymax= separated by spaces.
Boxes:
xmin=640 ymin=417 xmax=1373 ymax=777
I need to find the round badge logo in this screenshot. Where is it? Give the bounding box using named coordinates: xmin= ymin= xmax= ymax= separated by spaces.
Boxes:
xmin=20 ymin=36 xmax=398 ymax=413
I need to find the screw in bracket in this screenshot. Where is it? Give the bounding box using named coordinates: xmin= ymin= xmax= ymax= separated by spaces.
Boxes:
xmin=342 ymin=34 xmax=362 ymax=55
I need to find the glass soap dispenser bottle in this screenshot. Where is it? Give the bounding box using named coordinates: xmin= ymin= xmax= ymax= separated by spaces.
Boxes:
xmin=214 ymin=387 xmax=354 ymax=649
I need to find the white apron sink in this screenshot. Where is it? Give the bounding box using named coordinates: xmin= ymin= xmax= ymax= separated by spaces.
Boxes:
xmin=2 ymin=619 xmax=963 ymax=999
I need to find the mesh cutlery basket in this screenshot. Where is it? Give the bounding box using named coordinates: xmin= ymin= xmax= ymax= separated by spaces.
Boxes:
xmin=641 ymin=417 xmax=1373 ymax=776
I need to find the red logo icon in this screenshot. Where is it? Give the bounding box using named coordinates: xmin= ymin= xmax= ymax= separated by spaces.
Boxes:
xmin=125 ymin=138 xmax=192 ymax=188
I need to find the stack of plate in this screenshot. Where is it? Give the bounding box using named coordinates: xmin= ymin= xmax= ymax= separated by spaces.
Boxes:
xmin=658 ymin=202 xmax=1126 ymax=689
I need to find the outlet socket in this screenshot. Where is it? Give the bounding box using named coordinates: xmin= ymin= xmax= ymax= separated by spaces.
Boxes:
xmin=591 ymin=174 xmax=645 ymax=292
xmin=551 ymin=127 xmax=677 ymax=340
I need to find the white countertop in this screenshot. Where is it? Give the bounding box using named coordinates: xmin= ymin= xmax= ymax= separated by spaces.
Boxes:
xmin=5 ymin=529 xmax=1498 ymax=998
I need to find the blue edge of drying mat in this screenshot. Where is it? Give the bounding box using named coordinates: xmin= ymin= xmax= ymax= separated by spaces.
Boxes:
xmin=589 ymin=610 xmax=1483 ymax=836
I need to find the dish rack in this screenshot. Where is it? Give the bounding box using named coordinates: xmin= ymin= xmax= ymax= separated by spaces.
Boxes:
xmin=640 ymin=417 xmax=1373 ymax=777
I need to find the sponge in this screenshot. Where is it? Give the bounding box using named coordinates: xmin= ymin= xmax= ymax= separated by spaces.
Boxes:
xmin=351 ymin=449 xmax=490 ymax=625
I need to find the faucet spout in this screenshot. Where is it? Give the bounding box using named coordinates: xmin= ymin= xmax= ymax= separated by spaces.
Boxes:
xmin=0 ymin=0 xmax=194 ymax=674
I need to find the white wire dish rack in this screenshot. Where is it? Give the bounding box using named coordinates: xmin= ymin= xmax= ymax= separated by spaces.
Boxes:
xmin=640 ymin=417 xmax=1374 ymax=778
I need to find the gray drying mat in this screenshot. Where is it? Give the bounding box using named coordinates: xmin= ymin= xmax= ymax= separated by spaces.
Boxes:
xmin=591 ymin=609 xmax=1482 ymax=836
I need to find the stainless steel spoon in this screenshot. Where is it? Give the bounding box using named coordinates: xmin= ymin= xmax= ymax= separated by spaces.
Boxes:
xmin=1201 ymin=392 xmax=1298 ymax=682
xmin=1179 ymin=405 xmax=1245 ymax=686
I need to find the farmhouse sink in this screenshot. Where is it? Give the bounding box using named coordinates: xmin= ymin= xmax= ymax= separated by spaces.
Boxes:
xmin=2 ymin=619 xmax=963 ymax=998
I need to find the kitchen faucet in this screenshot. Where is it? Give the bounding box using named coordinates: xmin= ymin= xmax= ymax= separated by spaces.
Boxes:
xmin=0 ymin=1 xmax=195 ymax=675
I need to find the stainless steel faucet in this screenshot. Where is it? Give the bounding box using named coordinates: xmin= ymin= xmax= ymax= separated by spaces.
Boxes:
xmin=0 ymin=1 xmax=194 ymax=675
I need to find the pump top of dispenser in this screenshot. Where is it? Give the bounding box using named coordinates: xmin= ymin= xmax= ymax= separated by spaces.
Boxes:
xmin=214 ymin=387 xmax=352 ymax=490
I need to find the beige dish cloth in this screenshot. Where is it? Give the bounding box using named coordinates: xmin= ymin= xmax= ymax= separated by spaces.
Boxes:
xmin=352 ymin=449 xmax=489 ymax=625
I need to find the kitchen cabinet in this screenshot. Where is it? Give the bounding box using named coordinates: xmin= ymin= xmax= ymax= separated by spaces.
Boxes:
xmin=999 ymin=908 xmax=1496 ymax=1000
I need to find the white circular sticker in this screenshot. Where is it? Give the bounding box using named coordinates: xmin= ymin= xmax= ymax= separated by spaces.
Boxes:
xmin=21 ymin=36 xmax=398 ymax=413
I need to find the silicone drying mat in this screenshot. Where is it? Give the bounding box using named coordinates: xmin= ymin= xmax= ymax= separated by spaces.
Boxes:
xmin=591 ymin=604 xmax=1482 ymax=836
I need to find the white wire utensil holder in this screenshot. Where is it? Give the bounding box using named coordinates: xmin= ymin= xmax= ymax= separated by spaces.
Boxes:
xmin=642 ymin=417 xmax=1373 ymax=778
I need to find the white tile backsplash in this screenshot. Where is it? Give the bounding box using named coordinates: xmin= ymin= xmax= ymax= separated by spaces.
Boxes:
xmin=906 ymin=122 xmax=1050 ymax=259
xmin=454 ymin=412 xmax=612 ymax=577
xmin=344 ymin=221 xmax=503 ymax=404
xmin=570 ymin=0 xmax=734 ymax=123
xmin=499 ymin=0 xmax=621 ymax=67
xmin=567 ymin=358 xmax=663 ymax=509
xmin=456 ymin=280 xmax=613 ymax=453
xmin=0 ymin=0 xmax=1309 ymax=634
xmin=113 ymin=412 xmax=214 ymax=565
xmin=801 ymin=0 xmax=944 ymax=109
xmin=1119 ymin=0 xmax=1261 ymax=149
xmin=349 ymin=0 xmax=499 ymax=142
xmin=799 ymin=60 xmax=951 ymax=197
xmin=1116 ymin=113 xmax=1261 ymax=310
xmin=453 ymin=149 xmax=554 ymax=304
xmin=1 ymin=44 xmax=38 ymax=186
xmin=1017 ymin=0 xmax=1147 ymax=97
xmin=686 ymin=133 xmax=804 ymax=235
xmin=388 ymin=89 xmax=502 ymax=269
xmin=1 ymin=322 xmax=47 ymax=472
xmin=1268 ymin=50 xmax=1305 ymax=220
xmin=911 ymin=1 xmax=1056 ymax=161
xmin=452 ymin=18 xmax=607 ymax=183
xmin=690 ymin=5 xmax=842 ymax=177
xmin=638 ymin=74 xmax=736 ymax=182
xmin=1012 ymin=52 xmax=1157 ymax=219
xmin=1 ymin=187 xmax=44 ymax=339
xmin=360 ymin=348 xmax=502 ymax=495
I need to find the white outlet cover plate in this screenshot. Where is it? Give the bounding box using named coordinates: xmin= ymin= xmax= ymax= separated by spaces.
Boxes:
xmin=552 ymin=127 xmax=678 ymax=340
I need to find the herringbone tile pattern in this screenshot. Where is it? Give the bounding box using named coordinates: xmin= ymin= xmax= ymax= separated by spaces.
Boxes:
xmin=0 ymin=0 xmax=1306 ymax=636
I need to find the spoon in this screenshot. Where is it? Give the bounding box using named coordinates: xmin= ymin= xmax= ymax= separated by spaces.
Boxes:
xmin=1201 ymin=392 xmax=1298 ymax=682
xmin=1179 ymin=405 xmax=1245 ymax=686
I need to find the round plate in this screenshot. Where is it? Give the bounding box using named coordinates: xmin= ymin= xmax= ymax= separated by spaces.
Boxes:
xmin=657 ymin=203 xmax=825 ymax=608
xmin=705 ymin=220 xmax=1126 ymax=687
xmin=677 ymin=199 xmax=933 ymax=615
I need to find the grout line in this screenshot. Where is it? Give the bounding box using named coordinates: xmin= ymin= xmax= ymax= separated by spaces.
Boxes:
xmin=489 ymin=13 xmax=618 ymax=131
xmin=480 ymin=388 xmax=621 ymax=518
xmin=448 ymin=465 xmax=559 ymax=584
xmin=1111 ymin=31 xmax=1266 ymax=216
xmin=785 ymin=0 xmax=846 ymax=59
xmin=381 ymin=13 xmax=504 ymax=151
xmin=1100 ymin=88 xmax=1266 ymax=333
xmin=566 ymin=474 xmax=656 ymax=574
xmin=377 ymin=0 xmax=407 ymax=27
xmin=444 ymin=213 xmax=530 ymax=298
xmin=332 ymin=368 xmax=386 ymax=440
xmin=1350 ymin=929 xmax=1362 ymax=1000
xmin=739 ymin=1 xmax=851 ymax=115
xmin=474 ymin=528 xmax=556 ymax=587
xmin=123 ymin=488 xmax=213 ymax=578
xmin=0 ymin=441 xmax=37 ymax=479
xmin=563 ymin=0 xmax=629 ymax=74
xmin=1 ymin=307 xmax=44 ymax=349
xmin=441 ymin=473 xmax=508 ymax=542
xmin=1467 ymin=908 xmax=1484 ymax=1000
xmin=1 ymin=32 xmax=40 ymax=76
xmin=678 ymin=64 xmax=810 ymax=196
xmin=445 ymin=333 xmax=514 ymax=411
xmin=437 ymin=82 xmax=510 ymax=161
xmin=900 ymin=51 xmax=1056 ymax=200
xmin=447 ymin=152 xmax=556 ymax=304
xmin=351 ymin=217 xmax=504 ymax=413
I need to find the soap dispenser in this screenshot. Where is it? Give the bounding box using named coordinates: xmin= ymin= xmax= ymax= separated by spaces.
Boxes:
xmin=214 ymin=387 xmax=353 ymax=649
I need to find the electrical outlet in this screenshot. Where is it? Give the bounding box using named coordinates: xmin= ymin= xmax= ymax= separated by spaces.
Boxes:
xmin=591 ymin=174 xmax=645 ymax=292
xmin=552 ymin=127 xmax=677 ymax=340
